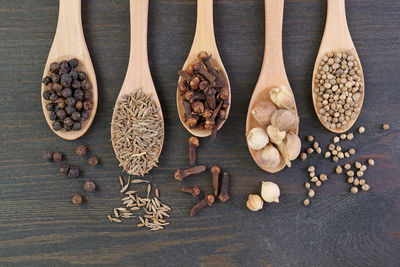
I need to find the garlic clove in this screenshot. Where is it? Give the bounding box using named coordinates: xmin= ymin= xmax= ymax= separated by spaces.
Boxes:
xmin=261 ymin=181 xmax=280 ymax=203
xmin=246 ymin=127 xmax=269 ymax=150
xmin=277 ymin=132 xmax=301 ymax=168
xmin=266 ymin=125 xmax=286 ymax=145
xmin=255 ymin=144 xmax=281 ymax=169
xmin=251 ymin=100 xmax=277 ymax=126
xmin=246 ymin=194 xmax=264 ymax=211
xmin=269 ymin=85 xmax=295 ymax=111
xmin=271 ymin=109 xmax=299 ymax=132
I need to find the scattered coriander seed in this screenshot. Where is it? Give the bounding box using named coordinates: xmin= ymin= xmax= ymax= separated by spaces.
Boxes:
xmin=336 ymin=165 xmax=343 ymax=174
xmin=59 ymin=164 xmax=70 ymax=174
xmin=333 ymin=136 xmax=340 ymax=143
xmin=313 ymin=142 xmax=319 ymax=150
xmin=360 ymin=165 xmax=367 ymax=171
xmin=300 ymin=152 xmax=307 ymax=161
xmin=333 ymin=156 xmax=339 ymax=163
xmin=52 ymin=152 xmax=63 ymax=162
xmin=305 ymin=182 xmax=311 ymax=189
xmin=382 ymin=124 xmax=390 ymax=130
xmin=329 ymin=144 xmax=335 ymax=151
xmin=307 ymin=135 xmax=314 ymax=142
xmin=347 ymin=133 xmax=354 ymax=140
xmin=316 ymin=147 xmax=322 ymax=154
xmin=88 ymin=156 xmax=99 ymax=166
xmin=316 ymin=181 xmax=322 ymax=187
xmin=309 ymin=172 xmax=315 ymax=177
xmin=336 ymin=145 xmax=342 ymax=152
xmin=307 ymin=148 xmax=314 ymax=154
xmin=349 ymin=148 xmax=356 ymax=155
xmin=368 ymin=159 xmax=375 ymax=166
xmin=347 ymin=171 xmax=354 ymax=176
xmin=358 ymin=126 xmax=365 ymax=133
xmin=72 ymin=194 xmax=83 ymax=205
xmin=355 ymin=161 xmax=361 ymax=169
xmin=308 ymin=189 xmax=315 ymax=198
xmin=84 ymin=180 xmax=96 ymax=193
xmin=338 ymin=152 xmax=344 ymax=159
xmin=347 ymin=177 xmax=354 ymax=184
xmin=361 ymin=184 xmax=370 ymax=191
xmin=44 ymin=151 xmax=53 ymax=161
xmin=320 ymin=174 xmax=328 ymax=181
xmin=359 ymin=179 xmax=366 ymax=186
xmin=325 ymin=151 xmax=331 ymax=158
xmin=356 ymin=171 xmax=364 ymax=177
xmin=311 ymin=177 xmax=319 ymax=183
xmin=350 ymin=187 xmax=358 ymax=194
xmin=308 ymin=166 xmax=315 ymax=173
xmin=344 ymin=164 xmax=351 ymax=170
xmin=340 ymin=134 xmax=347 ymax=140
xmin=332 ymin=150 xmax=338 ymax=156
xmin=304 ymin=198 xmax=310 ymax=206
xmin=75 ymin=145 xmax=87 ymax=156
xmin=353 ymin=178 xmax=360 ymax=186
xmin=344 ymin=152 xmax=350 ymax=158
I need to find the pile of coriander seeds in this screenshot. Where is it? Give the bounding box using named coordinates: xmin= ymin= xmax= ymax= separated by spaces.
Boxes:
xmin=314 ymin=51 xmax=364 ymax=131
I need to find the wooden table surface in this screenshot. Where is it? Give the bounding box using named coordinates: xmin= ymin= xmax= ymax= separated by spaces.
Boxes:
xmin=1 ymin=0 xmax=399 ymax=266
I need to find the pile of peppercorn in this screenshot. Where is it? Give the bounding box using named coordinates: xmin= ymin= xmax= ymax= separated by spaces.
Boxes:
xmin=178 ymin=51 xmax=229 ymax=140
xmin=42 ymin=58 xmax=93 ymax=131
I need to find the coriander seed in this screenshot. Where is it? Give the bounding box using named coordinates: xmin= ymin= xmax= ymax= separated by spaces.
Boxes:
xmin=311 ymin=177 xmax=319 ymax=183
xmin=300 ymin=152 xmax=307 ymax=161
xmin=316 ymin=147 xmax=322 ymax=154
xmin=344 ymin=164 xmax=351 ymax=170
xmin=304 ymin=199 xmax=310 ymax=206
xmin=325 ymin=151 xmax=331 ymax=158
xmin=333 ymin=156 xmax=339 ymax=163
xmin=347 ymin=171 xmax=354 ymax=176
xmin=347 ymin=177 xmax=354 ymax=184
xmin=307 ymin=135 xmax=314 ymax=142
xmin=308 ymin=189 xmax=315 ymax=198
xmin=316 ymin=181 xmax=322 ymax=187
xmin=356 ymin=171 xmax=364 ymax=177
xmin=336 ymin=165 xmax=343 ymax=174
xmin=350 ymin=187 xmax=358 ymax=194
xmin=313 ymin=142 xmax=319 ymax=150
xmin=340 ymin=134 xmax=347 ymax=140
xmin=333 ymin=136 xmax=340 ymax=143
xmin=360 ymin=165 xmax=367 ymax=171
xmin=349 ymin=148 xmax=356 ymax=155
xmin=347 ymin=133 xmax=354 ymax=140
xmin=359 ymin=179 xmax=366 ymax=186
xmin=307 ymin=148 xmax=314 ymax=154
xmin=368 ymin=159 xmax=375 ymax=166
xmin=320 ymin=174 xmax=328 ymax=182
xmin=382 ymin=124 xmax=390 ymax=130
xmin=355 ymin=161 xmax=361 ymax=169
xmin=308 ymin=166 xmax=315 ymax=173
xmin=344 ymin=152 xmax=350 ymax=158
xmin=353 ymin=178 xmax=360 ymax=186
xmin=358 ymin=126 xmax=365 ymax=133
xmin=305 ymin=182 xmax=311 ymax=189
xmin=361 ymin=184 xmax=370 ymax=191
xmin=310 ymin=172 xmax=315 ymax=178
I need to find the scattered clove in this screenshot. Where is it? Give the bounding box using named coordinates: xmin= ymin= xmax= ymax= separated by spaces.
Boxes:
xmin=174 ymin=165 xmax=207 ymax=181
xmin=190 ymin=194 xmax=215 ymax=216
xmin=188 ymin=136 xmax=199 ymax=165
xmin=218 ymin=172 xmax=230 ymax=202
xmin=178 ymin=186 xmax=201 ymax=196
xmin=211 ymin=166 xmax=220 ymax=196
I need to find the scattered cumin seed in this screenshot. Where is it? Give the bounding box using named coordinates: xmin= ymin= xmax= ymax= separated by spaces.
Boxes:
xmin=132 ymin=179 xmax=149 ymax=184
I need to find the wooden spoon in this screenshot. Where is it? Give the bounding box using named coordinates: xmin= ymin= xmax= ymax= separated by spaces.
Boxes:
xmin=176 ymin=0 xmax=231 ymax=137
xmin=245 ymin=0 xmax=298 ymax=173
xmin=41 ymin=0 xmax=98 ymax=140
xmin=111 ymin=0 xmax=164 ymax=175
xmin=312 ymin=0 xmax=364 ymax=133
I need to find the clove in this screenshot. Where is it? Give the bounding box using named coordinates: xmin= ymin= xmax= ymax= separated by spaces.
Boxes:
xmin=178 ymin=186 xmax=201 ymax=196
xmin=177 ymin=70 xmax=192 ymax=82
xmin=188 ymin=136 xmax=199 ymax=165
xmin=174 ymin=165 xmax=206 ymax=181
xmin=211 ymin=166 xmax=221 ymax=196
xmin=218 ymin=172 xmax=229 ymax=202
xmin=190 ymin=194 xmax=215 ymax=216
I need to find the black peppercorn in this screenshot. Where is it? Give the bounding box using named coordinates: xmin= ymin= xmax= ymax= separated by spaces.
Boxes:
xmin=81 ymin=111 xmax=89 ymax=121
xmin=65 ymin=126 xmax=72 ymax=131
xmin=56 ymin=109 xmax=67 ymax=119
xmin=49 ymin=93 xmax=58 ymax=102
xmin=65 ymin=106 xmax=75 ymax=115
xmin=49 ymin=62 xmax=60 ymax=73
xmin=72 ymin=194 xmax=83 ymax=205
xmin=60 ymin=74 xmax=72 ymax=88
xmin=72 ymin=122 xmax=81 ymax=131
xmin=52 ymin=152 xmax=63 ymax=162
xmin=83 ymin=90 xmax=91 ymax=100
xmin=60 ymin=61 xmax=70 ymax=74
xmin=69 ymin=58 xmax=79 ymax=68
xmin=42 ymin=76 xmax=52 ymax=85
xmin=84 ymin=180 xmax=96 ymax=193
xmin=78 ymin=71 xmax=86 ymax=81
xmin=49 ymin=111 xmax=57 ymax=121
xmin=46 ymin=103 xmax=55 ymax=111
xmin=43 ymin=90 xmax=51 ymax=100
xmin=53 ymin=121 xmax=62 ymax=131
xmin=71 ymin=111 xmax=81 ymax=121
xmin=82 ymin=80 xmax=91 ymax=90
xmin=55 ymin=98 xmax=66 ymax=109
xmin=59 ymin=164 xmax=70 ymax=174
xmin=75 ymin=145 xmax=87 ymax=156
xmin=74 ymin=89 xmax=84 ymax=100
xmin=71 ymin=80 xmax=81 ymax=89
xmin=44 ymin=151 xmax=53 ymax=161
xmin=51 ymin=73 xmax=60 ymax=83
xmin=45 ymin=83 xmax=54 ymax=92
xmin=63 ymin=117 xmax=74 ymax=127
xmin=52 ymin=83 xmax=63 ymax=92
xmin=68 ymin=167 xmax=80 ymax=178
xmin=88 ymin=155 xmax=99 ymax=166
xmin=66 ymin=97 xmax=76 ymax=107
xmin=61 ymin=88 xmax=72 ymax=98
xmin=83 ymin=101 xmax=93 ymax=111
xmin=75 ymin=100 xmax=83 ymax=110
xmin=69 ymin=70 xmax=78 ymax=80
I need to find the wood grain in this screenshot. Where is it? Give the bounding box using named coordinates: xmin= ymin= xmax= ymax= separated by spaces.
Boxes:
xmin=0 ymin=0 xmax=399 ymax=266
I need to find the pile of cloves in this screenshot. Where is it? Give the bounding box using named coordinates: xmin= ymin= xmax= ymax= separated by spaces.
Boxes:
xmin=178 ymin=51 xmax=229 ymax=140
xmin=175 ymin=136 xmax=230 ymax=216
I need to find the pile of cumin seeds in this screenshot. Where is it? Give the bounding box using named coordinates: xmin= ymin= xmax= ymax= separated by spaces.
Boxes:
xmin=107 ymin=176 xmax=171 ymax=231
xmin=111 ymin=89 xmax=164 ymax=176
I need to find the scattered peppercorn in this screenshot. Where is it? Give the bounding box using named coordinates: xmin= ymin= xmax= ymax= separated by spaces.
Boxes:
xmin=84 ymin=180 xmax=96 ymax=193
xmin=52 ymin=152 xmax=63 ymax=162
xmin=88 ymin=156 xmax=99 ymax=166
xmin=68 ymin=167 xmax=80 ymax=178
xmin=59 ymin=164 xmax=70 ymax=174
xmin=44 ymin=151 xmax=53 ymax=161
xmin=72 ymin=194 xmax=83 ymax=205
xmin=75 ymin=145 xmax=87 ymax=156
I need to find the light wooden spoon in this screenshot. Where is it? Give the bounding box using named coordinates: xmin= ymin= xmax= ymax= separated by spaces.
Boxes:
xmin=176 ymin=0 xmax=231 ymax=137
xmin=41 ymin=0 xmax=98 ymax=140
xmin=245 ymin=0 xmax=298 ymax=173
xmin=111 ymin=0 xmax=164 ymax=175
xmin=312 ymin=0 xmax=364 ymax=133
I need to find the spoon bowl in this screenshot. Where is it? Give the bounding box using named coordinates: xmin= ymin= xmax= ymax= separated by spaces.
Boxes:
xmin=111 ymin=0 xmax=164 ymax=176
xmin=176 ymin=0 xmax=231 ymax=137
xmin=41 ymin=0 xmax=97 ymax=140
xmin=312 ymin=0 xmax=364 ymax=133
xmin=245 ymin=0 xmax=298 ymax=173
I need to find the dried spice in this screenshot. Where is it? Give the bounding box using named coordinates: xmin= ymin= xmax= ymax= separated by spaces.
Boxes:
xmin=111 ymin=89 xmax=164 ymax=176
xmin=72 ymin=194 xmax=83 ymax=205
xmin=75 ymin=145 xmax=87 ymax=156
xmin=84 ymin=180 xmax=96 ymax=193
xmin=88 ymin=156 xmax=99 ymax=166
xmin=42 ymin=59 xmax=93 ymax=131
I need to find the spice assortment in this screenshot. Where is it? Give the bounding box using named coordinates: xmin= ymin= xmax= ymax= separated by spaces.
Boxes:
xmin=111 ymin=89 xmax=164 ymax=176
xmin=178 ymin=51 xmax=229 ymax=140
xmin=247 ymin=85 xmax=301 ymax=170
xmin=42 ymin=59 xmax=93 ymax=131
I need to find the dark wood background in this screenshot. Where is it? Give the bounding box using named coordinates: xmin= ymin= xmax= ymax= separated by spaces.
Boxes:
xmin=0 ymin=0 xmax=399 ymax=266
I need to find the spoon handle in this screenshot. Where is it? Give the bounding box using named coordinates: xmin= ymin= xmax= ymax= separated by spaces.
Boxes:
xmin=323 ymin=0 xmax=353 ymax=47
xmin=261 ymin=0 xmax=285 ymax=79
xmin=193 ymin=0 xmax=216 ymax=50
xmin=55 ymin=0 xmax=83 ymax=42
